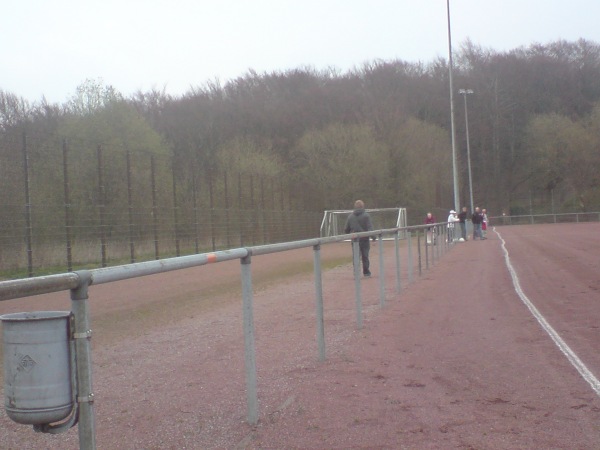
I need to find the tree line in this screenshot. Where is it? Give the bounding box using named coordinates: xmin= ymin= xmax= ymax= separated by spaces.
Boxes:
xmin=1 ymin=38 xmax=600 ymax=272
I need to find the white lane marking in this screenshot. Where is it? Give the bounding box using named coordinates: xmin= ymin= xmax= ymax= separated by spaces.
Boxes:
xmin=495 ymin=227 xmax=600 ymax=396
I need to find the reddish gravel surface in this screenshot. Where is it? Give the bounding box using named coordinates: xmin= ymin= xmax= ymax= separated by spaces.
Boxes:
xmin=1 ymin=223 xmax=600 ymax=449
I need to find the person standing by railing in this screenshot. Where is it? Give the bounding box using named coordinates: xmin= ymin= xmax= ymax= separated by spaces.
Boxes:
xmin=472 ymin=207 xmax=484 ymax=240
xmin=482 ymin=209 xmax=489 ymax=239
xmin=344 ymin=200 xmax=374 ymax=277
xmin=425 ymin=212 xmax=436 ymax=245
xmin=458 ymin=206 xmax=468 ymax=241
xmin=447 ymin=210 xmax=459 ymax=242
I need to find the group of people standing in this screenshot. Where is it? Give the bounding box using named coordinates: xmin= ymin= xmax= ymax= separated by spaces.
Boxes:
xmin=447 ymin=206 xmax=488 ymax=241
xmin=342 ymin=199 xmax=491 ymax=279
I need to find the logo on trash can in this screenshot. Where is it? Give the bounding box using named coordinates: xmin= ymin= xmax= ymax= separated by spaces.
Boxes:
xmin=18 ymin=354 xmax=36 ymax=372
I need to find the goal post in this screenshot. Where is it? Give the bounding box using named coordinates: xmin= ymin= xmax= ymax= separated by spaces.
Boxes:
xmin=320 ymin=207 xmax=407 ymax=238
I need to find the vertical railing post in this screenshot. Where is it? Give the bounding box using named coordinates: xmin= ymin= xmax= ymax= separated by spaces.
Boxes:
xmin=313 ymin=244 xmax=326 ymax=361
xmin=442 ymin=224 xmax=446 ymax=252
xmin=407 ymin=231 xmax=413 ymax=283
xmin=240 ymin=253 xmax=258 ymax=425
xmin=436 ymin=225 xmax=441 ymax=259
xmin=417 ymin=231 xmax=422 ymax=276
xmin=394 ymin=231 xmax=401 ymax=294
xmin=443 ymin=225 xmax=450 ymax=253
xmin=71 ymin=271 xmax=96 ymax=450
xmin=424 ymin=229 xmax=429 ymax=270
xmin=378 ymin=234 xmax=385 ymax=308
xmin=352 ymin=239 xmax=363 ymax=329
xmin=433 ymin=227 xmax=437 ymax=261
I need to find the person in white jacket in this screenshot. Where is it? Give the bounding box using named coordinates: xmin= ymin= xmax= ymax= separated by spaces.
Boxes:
xmin=447 ymin=210 xmax=460 ymax=242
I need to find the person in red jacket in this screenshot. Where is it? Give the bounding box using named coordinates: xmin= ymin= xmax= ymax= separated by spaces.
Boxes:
xmin=425 ymin=212 xmax=436 ymax=244
xmin=425 ymin=212 xmax=436 ymax=225
xmin=482 ymin=208 xmax=489 ymax=239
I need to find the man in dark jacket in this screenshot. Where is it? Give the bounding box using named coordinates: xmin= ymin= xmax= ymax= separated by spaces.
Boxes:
xmin=472 ymin=206 xmax=484 ymax=240
xmin=458 ymin=206 xmax=468 ymax=240
xmin=344 ymin=200 xmax=374 ymax=277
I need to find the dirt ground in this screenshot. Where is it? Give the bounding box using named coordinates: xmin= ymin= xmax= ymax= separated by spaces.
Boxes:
xmin=1 ymin=223 xmax=600 ymax=449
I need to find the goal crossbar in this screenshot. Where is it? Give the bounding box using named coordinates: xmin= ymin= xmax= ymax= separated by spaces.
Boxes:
xmin=320 ymin=207 xmax=407 ymax=238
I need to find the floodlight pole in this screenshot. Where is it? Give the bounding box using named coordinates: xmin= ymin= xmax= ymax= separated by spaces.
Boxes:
xmin=459 ymin=89 xmax=474 ymax=214
xmin=447 ymin=0 xmax=460 ymax=213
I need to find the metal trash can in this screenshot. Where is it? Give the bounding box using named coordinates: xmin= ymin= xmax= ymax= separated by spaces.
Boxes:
xmin=1 ymin=311 xmax=73 ymax=425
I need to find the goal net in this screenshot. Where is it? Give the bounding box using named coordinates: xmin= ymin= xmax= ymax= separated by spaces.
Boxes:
xmin=320 ymin=207 xmax=407 ymax=238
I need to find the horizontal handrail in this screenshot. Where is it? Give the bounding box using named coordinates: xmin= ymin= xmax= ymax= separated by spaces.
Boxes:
xmin=0 ymin=223 xmax=453 ymax=303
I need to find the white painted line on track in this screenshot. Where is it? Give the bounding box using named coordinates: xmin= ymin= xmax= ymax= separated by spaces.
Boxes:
xmin=495 ymin=227 xmax=600 ymax=397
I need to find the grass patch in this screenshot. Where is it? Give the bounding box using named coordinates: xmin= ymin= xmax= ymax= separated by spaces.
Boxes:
xmin=92 ymin=255 xmax=351 ymax=346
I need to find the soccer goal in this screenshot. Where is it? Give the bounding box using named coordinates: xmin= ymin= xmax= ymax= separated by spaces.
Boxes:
xmin=320 ymin=207 xmax=407 ymax=238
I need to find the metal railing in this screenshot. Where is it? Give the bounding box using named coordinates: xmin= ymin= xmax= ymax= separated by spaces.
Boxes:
xmin=0 ymin=221 xmax=454 ymax=449
xmin=490 ymin=212 xmax=600 ymax=226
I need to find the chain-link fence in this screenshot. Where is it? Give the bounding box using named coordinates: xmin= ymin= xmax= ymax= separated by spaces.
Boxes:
xmin=0 ymin=131 xmax=321 ymax=277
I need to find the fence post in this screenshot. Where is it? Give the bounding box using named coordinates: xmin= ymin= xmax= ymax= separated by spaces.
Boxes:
xmin=192 ymin=169 xmax=200 ymax=254
xmin=313 ymin=244 xmax=326 ymax=361
xmin=249 ymin=175 xmax=255 ymax=245
xmin=62 ymin=139 xmax=73 ymax=272
xmin=171 ymin=161 xmax=180 ymax=257
xmin=208 ymin=172 xmax=216 ymax=251
xmin=71 ymin=271 xmax=96 ymax=450
xmin=424 ymin=230 xmax=429 ymax=270
xmin=126 ymin=149 xmax=136 ymax=263
xmin=96 ymin=146 xmax=107 ymax=268
xmin=224 ymin=172 xmax=231 ymax=249
xmin=240 ymin=253 xmax=258 ymax=425
xmin=417 ymin=231 xmax=422 ymax=276
xmin=352 ymin=239 xmax=363 ymax=329
xmin=281 ymin=178 xmax=288 ymax=241
xmin=394 ymin=231 xmax=401 ymax=294
xmin=150 ymin=156 xmax=159 ymax=260
xmin=22 ymin=132 xmax=34 ymax=277
xmin=378 ymin=235 xmax=385 ymax=308
xmin=407 ymin=231 xmax=414 ymax=283
xmin=260 ymin=178 xmax=267 ymax=244
xmin=238 ymin=173 xmax=244 ymax=247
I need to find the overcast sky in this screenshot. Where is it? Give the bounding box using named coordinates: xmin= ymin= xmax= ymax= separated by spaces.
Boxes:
xmin=5 ymin=0 xmax=600 ymax=104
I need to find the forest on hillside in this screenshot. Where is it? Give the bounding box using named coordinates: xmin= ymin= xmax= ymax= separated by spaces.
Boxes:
xmin=1 ymin=39 xmax=600 ymax=272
